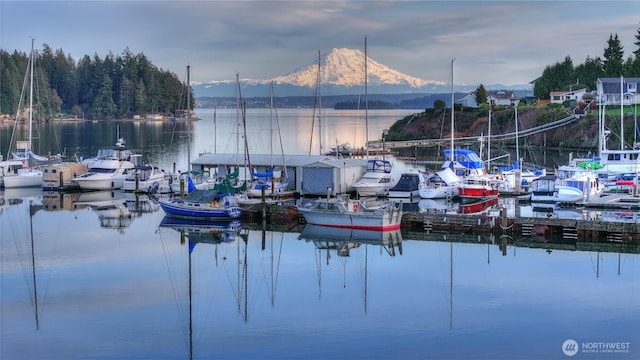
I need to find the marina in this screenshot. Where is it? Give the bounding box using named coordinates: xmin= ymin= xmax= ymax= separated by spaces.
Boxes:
xmin=1 ymin=108 xmax=640 ymax=359
xmin=1 ymin=188 xmax=638 ymax=359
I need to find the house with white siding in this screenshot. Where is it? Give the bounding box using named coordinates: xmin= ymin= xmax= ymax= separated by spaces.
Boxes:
xmin=596 ymin=77 xmax=640 ymax=106
xmin=549 ymin=88 xmax=587 ymax=104
xmin=455 ymin=90 xmax=519 ymax=108
xmin=486 ymin=90 xmax=519 ymax=107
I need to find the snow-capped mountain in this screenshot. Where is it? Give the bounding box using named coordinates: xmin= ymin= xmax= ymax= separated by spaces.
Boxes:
xmin=194 ymin=48 xmax=529 ymax=97
xmin=270 ymin=48 xmax=440 ymax=88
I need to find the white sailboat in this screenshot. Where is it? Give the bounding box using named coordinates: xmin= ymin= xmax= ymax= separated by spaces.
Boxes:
xmin=4 ymin=39 xmax=62 ymax=188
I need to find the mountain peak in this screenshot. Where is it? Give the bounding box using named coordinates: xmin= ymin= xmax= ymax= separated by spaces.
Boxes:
xmin=270 ymin=47 xmax=442 ymax=88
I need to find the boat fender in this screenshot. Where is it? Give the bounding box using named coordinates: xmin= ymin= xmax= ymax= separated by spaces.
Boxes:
xmin=224 ymin=200 xmax=230 ymax=208
xmin=353 ymin=202 xmax=359 ymax=212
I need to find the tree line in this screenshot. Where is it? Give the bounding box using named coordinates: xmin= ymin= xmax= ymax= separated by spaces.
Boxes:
xmin=0 ymin=45 xmax=193 ymax=120
xmin=531 ymin=31 xmax=640 ymax=100
xmin=471 ymin=29 xmax=640 ymax=104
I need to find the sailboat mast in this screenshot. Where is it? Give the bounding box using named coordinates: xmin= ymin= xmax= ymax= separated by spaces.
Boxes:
xmin=29 ymin=200 xmax=39 ymax=330
xmin=450 ymin=58 xmax=455 ymax=166
xmin=28 ymin=38 xmax=34 ymax=153
xmin=620 ymin=75 xmax=624 ymax=151
xmin=187 ymin=65 xmax=191 ymax=174
xmin=364 ymin=36 xmax=369 ymax=159
xmin=318 ymin=51 xmax=323 ymax=155
xmin=269 ymin=81 xmax=274 ymax=167
xmin=515 ymin=105 xmax=519 ymax=167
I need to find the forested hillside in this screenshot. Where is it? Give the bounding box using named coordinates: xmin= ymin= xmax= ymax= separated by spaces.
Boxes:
xmin=0 ymin=46 xmax=192 ymax=120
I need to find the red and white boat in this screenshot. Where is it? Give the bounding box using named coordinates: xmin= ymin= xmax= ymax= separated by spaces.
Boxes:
xmin=458 ymin=175 xmax=500 ymax=203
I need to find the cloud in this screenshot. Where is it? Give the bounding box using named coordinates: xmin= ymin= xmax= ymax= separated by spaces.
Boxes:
xmin=1 ymin=1 xmax=637 ymax=86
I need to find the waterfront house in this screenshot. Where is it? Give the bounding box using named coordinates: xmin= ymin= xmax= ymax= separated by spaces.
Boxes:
xmin=597 ymin=77 xmax=640 ymax=106
xmin=456 ymin=90 xmax=519 ymax=108
xmin=549 ymin=88 xmax=588 ymax=104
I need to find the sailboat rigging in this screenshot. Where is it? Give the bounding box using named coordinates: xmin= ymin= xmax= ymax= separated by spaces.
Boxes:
xmin=309 ymin=50 xmax=323 ymax=155
xmin=4 ymin=39 xmax=62 ymax=188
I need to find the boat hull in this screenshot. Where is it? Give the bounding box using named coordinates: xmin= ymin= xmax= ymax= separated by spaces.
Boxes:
xmin=297 ymin=208 xmax=402 ymax=231
xmin=530 ymin=186 xmax=584 ymax=204
xmin=2 ymin=169 xmax=43 ymax=188
xmin=458 ymin=185 xmax=499 ymax=203
xmin=75 ymin=175 xmax=126 ymax=190
xmin=159 ymin=199 xmax=242 ymax=220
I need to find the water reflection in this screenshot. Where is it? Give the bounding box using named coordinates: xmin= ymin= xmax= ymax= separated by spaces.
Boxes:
xmin=1 ymin=190 xmax=639 ymax=359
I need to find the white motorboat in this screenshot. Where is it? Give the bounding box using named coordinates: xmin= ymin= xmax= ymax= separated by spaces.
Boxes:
xmin=296 ymin=195 xmax=404 ymax=231
xmin=352 ymin=159 xmax=396 ymax=197
xmin=122 ymin=165 xmax=167 ymax=193
xmin=72 ymin=137 xmax=140 ymax=191
xmin=529 ymin=175 xmax=592 ymax=204
xmin=419 ymin=167 xmax=460 ymax=199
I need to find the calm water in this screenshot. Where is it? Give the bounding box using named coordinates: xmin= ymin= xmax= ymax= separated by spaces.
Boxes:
xmin=1 ymin=110 xmax=639 ymax=359
xmin=1 ymin=188 xmax=639 ymax=360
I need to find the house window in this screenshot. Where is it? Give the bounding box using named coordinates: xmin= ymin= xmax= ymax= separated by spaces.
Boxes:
xmin=628 ymin=83 xmax=637 ymax=93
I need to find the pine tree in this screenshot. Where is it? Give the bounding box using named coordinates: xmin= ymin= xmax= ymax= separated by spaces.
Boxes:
xmin=474 ymin=84 xmax=487 ymax=106
xmin=603 ymin=33 xmax=624 ymax=77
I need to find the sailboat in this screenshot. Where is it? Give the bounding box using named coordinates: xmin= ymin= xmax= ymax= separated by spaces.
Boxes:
xmin=448 ymin=59 xmax=499 ymax=203
xmin=158 ymin=217 xmax=242 ymax=359
xmin=159 ymin=66 xmax=242 ymax=221
xmin=4 ymin=39 xmax=62 ymax=188
xmin=248 ymin=81 xmax=290 ymax=198
xmin=352 ymin=37 xmax=402 ymax=197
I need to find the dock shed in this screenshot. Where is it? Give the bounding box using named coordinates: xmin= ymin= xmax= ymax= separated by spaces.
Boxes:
xmin=301 ymin=158 xmax=367 ymax=196
xmin=191 ymin=153 xmax=367 ymax=195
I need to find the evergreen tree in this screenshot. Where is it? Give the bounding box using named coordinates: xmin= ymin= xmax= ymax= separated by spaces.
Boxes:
xmin=573 ymin=56 xmax=603 ymax=91
xmin=633 ymin=25 xmax=640 ymax=57
xmin=603 ymin=33 xmax=624 ymax=77
xmin=474 ymin=84 xmax=487 ymax=105
xmin=89 ymin=74 xmax=116 ymax=119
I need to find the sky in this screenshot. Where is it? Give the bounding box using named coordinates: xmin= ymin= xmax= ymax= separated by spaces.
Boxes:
xmin=1 ymin=1 xmax=638 ymax=87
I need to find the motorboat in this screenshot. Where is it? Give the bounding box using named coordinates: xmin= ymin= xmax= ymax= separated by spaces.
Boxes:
xmin=529 ymin=175 xmax=587 ymax=204
xmin=457 ymin=175 xmax=500 ymax=203
xmin=122 ymin=165 xmax=167 ymax=193
xmin=387 ymin=169 xmax=426 ymax=198
xmin=419 ymin=167 xmax=460 ymax=199
xmin=352 ymin=159 xmax=396 ymax=197
xmin=73 ymin=148 xmax=139 ymax=191
xmin=296 ymin=195 xmax=404 ymax=231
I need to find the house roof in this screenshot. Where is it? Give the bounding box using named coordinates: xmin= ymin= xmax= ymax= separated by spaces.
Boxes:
xmin=486 ymin=90 xmax=517 ymax=99
xmin=598 ymin=77 xmax=640 ymax=95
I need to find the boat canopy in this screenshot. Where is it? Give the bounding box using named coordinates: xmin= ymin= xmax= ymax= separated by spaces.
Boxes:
xmin=366 ymin=159 xmax=392 ymax=173
xmin=443 ymin=149 xmax=484 ymax=169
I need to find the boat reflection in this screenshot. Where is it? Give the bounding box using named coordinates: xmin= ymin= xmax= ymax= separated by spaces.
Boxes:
xmin=298 ymin=224 xmax=403 ymax=258
xmin=457 ymin=197 xmax=499 ymax=214
xmin=73 ymin=191 xmax=132 ymax=232
xmin=158 ymin=216 xmax=243 ymax=244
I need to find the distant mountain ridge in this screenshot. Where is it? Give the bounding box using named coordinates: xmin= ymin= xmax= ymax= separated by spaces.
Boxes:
xmin=193 ymin=48 xmax=531 ymax=98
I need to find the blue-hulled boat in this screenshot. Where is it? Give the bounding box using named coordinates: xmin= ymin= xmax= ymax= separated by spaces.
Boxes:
xmin=159 ymin=190 xmax=241 ymax=220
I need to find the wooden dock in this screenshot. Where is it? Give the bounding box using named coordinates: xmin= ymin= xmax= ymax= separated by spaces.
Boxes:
xmin=242 ymin=201 xmax=640 ymax=245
